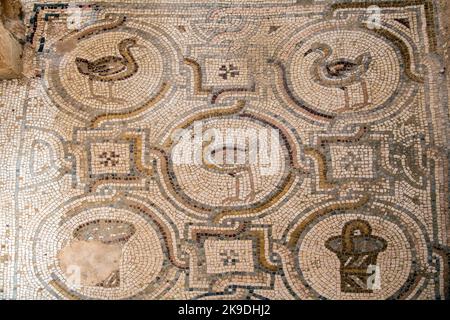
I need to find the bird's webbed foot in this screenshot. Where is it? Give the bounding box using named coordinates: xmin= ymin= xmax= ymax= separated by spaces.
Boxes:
xmin=246 ymin=190 xmax=263 ymax=202
xmin=351 ymin=102 xmax=372 ymax=111
xmin=222 ymin=196 xmax=241 ymax=205
xmin=107 ymin=96 xmax=128 ymax=104
xmin=88 ymin=95 xmax=109 ymax=103
xmin=335 ymin=106 xmax=352 ymax=114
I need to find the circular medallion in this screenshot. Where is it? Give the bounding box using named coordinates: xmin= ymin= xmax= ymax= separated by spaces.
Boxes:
xmin=168 ymin=115 xmax=295 ymax=212
xmin=45 ymin=24 xmax=173 ymax=120
xmin=33 ymin=196 xmax=177 ymax=299
xmin=291 ymin=29 xmax=401 ymax=114
xmin=283 ymin=207 xmax=427 ymax=300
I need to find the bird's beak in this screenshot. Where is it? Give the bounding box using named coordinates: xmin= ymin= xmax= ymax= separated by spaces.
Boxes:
xmin=128 ymin=37 xmax=146 ymax=49
xmin=304 ymin=49 xmax=314 ymax=57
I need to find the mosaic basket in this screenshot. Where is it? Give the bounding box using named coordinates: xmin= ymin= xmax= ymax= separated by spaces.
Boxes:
xmin=325 ymin=219 xmax=387 ymax=293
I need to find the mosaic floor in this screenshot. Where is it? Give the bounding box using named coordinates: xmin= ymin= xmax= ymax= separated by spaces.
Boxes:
xmin=0 ymin=0 xmax=449 ymax=300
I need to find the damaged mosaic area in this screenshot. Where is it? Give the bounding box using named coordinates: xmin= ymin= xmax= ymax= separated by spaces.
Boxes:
xmin=0 ymin=0 xmax=449 ymax=300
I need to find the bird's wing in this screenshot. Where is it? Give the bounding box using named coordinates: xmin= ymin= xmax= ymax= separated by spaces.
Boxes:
xmin=90 ymin=57 xmax=127 ymax=76
xmin=326 ymin=60 xmax=358 ymax=77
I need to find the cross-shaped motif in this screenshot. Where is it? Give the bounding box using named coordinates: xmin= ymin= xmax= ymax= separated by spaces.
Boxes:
xmin=219 ymin=249 xmax=240 ymax=266
xmin=312 ymin=258 xmax=321 ymax=269
xmin=98 ymin=151 xmax=120 ymax=167
xmin=341 ymin=151 xmax=362 ymax=172
xmin=218 ymin=64 xmax=240 ymax=80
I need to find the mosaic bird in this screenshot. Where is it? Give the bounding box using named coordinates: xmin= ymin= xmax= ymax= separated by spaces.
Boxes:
xmin=202 ymin=138 xmax=260 ymax=205
xmin=75 ymin=38 xmax=145 ymax=103
xmin=304 ymin=42 xmax=372 ymax=113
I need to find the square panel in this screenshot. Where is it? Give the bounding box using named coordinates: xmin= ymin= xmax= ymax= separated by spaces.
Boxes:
xmin=89 ymin=142 xmax=131 ymax=175
xmin=330 ymin=145 xmax=375 ymax=179
xmin=204 ymin=239 xmax=255 ymax=274
xmin=204 ymin=58 xmax=250 ymax=87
